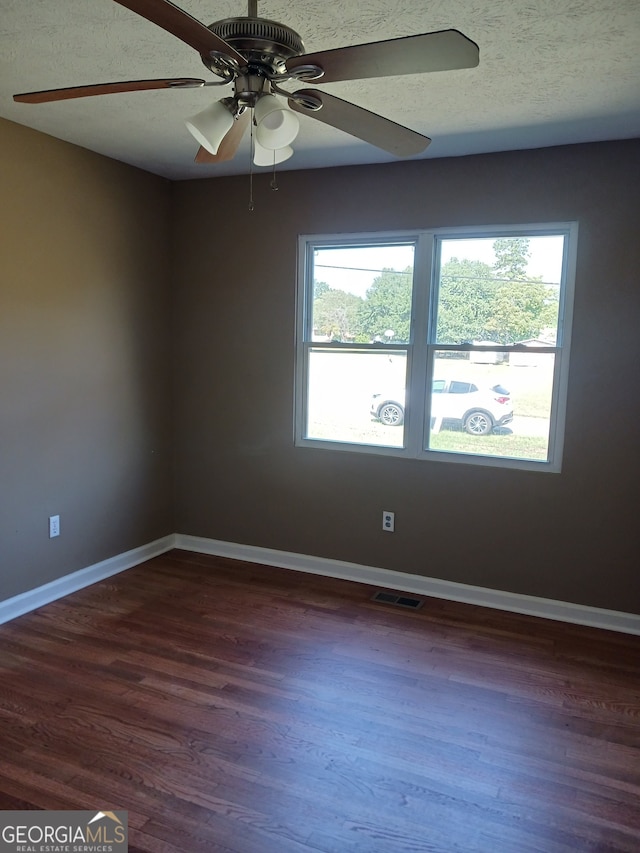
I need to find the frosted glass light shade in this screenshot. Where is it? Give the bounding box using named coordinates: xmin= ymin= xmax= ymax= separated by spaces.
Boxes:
xmin=185 ymin=101 xmax=234 ymax=155
xmin=253 ymin=139 xmax=293 ymax=166
xmin=254 ymin=94 xmax=300 ymax=150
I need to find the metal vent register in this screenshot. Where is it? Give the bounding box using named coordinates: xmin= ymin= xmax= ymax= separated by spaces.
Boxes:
xmin=371 ymin=591 xmax=424 ymax=610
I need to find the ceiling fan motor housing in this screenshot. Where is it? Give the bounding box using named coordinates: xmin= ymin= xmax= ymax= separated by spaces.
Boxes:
xmin=207 ymin=17 xmax=305 ymax=75
xmin=13 ymin=1 xmax=473 ymax=165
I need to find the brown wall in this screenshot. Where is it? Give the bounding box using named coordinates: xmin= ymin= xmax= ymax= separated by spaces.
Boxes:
xmin=0 ymin=119 xmax=173 ymax=600
xmin=172 ymin=140 xmax=640 ymax=615
xmin=2 ymin=120 xmax=638 ymax=617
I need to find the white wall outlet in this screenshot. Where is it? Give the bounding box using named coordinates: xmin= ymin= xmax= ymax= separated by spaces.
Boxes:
xmin=382 ymin=511 xmax=395 ymax=532
xmin=49 ymin=515 xmax=60 ymax=538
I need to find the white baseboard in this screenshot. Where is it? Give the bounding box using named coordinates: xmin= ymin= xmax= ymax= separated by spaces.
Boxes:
xmin=3 ymin=533 xmax=638 ymax=636
xmin=0 ymin=535 xmax=177 ymax=626
xmin=176 ymin=534 xmax=640 ymax=636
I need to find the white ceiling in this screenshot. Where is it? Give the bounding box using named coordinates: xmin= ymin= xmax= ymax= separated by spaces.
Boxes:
xmin=1 ymin=0 xmax=640 ymax=180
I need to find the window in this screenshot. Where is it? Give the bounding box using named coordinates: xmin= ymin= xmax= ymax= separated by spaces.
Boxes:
xmin=295 ymin=224 xmax=577 ymax=472
xmin=449 ymin=381 xmax=473 ymax=394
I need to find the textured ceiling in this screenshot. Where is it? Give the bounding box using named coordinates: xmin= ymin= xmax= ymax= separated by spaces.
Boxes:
xmin=1 ymin=0 xmax=640 ymax=180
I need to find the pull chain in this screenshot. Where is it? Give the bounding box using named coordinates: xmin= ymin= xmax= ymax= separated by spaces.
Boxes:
xmin=270 ymin=151 xmax=279 ymax=191
xmin=248 ymin=110 xmax=254 ymax=212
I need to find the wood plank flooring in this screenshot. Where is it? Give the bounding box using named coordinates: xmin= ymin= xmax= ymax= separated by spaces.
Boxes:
xmin=1 ymin=549 xmax=639 ymax=852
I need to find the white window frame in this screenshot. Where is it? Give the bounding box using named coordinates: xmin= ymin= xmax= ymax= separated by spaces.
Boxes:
xmin=294 ymin=223 xmax=578 ymax=472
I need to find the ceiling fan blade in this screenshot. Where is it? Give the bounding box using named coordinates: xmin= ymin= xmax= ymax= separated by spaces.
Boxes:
xmin=289 ymin=90 xmax=430 ymax=157
xmin=13 ymin=78 xmax=206 ymax=104
xmin=113 ymin=0 xmax=245 ymax=64
xmin=286 ymin=29 xmax=478 ymax=84
xmin=194 ymin=111 xmax=250 ymax=163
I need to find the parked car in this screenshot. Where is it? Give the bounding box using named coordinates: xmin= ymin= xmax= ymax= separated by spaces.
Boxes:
xmin=370 ymin=379 xmax=513 ymax=435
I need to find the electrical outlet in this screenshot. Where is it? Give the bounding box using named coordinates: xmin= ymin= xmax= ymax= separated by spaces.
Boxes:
xmin=382 ymin=511 xmax=395 ymax=532
xmin=49 ymin=515 xmax=60 ymax=538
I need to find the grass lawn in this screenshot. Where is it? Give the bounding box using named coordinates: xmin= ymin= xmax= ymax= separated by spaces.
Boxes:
xmin=306 ymin=420 xmax=548 ymax=461
xmin=429 ymin=429 xmax=548 ymax=461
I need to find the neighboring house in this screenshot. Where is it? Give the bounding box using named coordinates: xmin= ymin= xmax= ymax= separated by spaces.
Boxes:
xmin=510 ymin=338 xmax=553 ymax=367
xmin=469 ymin=341 xmax=502 ymax=364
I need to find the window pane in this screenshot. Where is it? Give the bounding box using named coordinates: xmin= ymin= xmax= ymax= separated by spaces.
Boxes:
xmin=306 ymin=349 xmax=407 ymax=447
xmin=435 ymin=235 xmax=564 ymax=345
xmin=311 ymin=244 xmax=414 ymax=344
xmin=426 ymin=350 xmax=555 ymax=461
xmin=297 ymin=224 xmax=574 ymax=470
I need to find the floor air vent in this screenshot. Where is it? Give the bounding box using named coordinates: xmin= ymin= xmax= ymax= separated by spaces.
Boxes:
xmin=372 ymin=591 xmax=424 ymax=610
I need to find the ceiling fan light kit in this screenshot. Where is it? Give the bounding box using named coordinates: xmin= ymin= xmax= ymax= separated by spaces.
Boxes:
xmin=253 ymin=94 xmax=300 ymax=150
xmin=253 ymin=139 xmax=293 ymax=167
xmin=13 ymin=0 xmax=480 ymax=192
xmin=185 ymin=98 xmax=235 ymax=155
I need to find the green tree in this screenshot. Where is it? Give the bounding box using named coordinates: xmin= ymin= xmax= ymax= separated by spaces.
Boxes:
xmin=436 ymin=248 xmax=558 ymax=344
xmin=313 ymin=288 xmax=364 ymax=341
xmin=490 ymin=237 xmax=559 ymax=343
xmin=359 ymin=267 xmax=413 ymax=343
xmin=485 ymin=281 xmax=552 ymax=343
xmin=313 ymin=279 xmax=330 ymax=299
xmin=436 ymin=258 xmax=495 ymax=342
xmin=493 ymin=237 xmax=530 ymax=280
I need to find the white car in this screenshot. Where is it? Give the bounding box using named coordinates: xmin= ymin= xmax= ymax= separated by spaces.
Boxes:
xmin=371 ymin=378 xmax=513 ymax=435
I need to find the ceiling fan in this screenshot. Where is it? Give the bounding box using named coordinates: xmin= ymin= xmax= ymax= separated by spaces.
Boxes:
xmin=13 ymin=0 xmax=479 ymax=167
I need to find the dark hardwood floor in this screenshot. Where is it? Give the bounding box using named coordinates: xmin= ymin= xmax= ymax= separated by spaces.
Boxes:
xmin=1 ymin=549 xmax=639 ymax=852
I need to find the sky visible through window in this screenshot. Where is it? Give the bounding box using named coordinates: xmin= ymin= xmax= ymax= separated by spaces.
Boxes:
xmin=314 ymin=236 xmax=565 ymax=297
xmin=314 ymin=245 xmax=414 ymax=297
